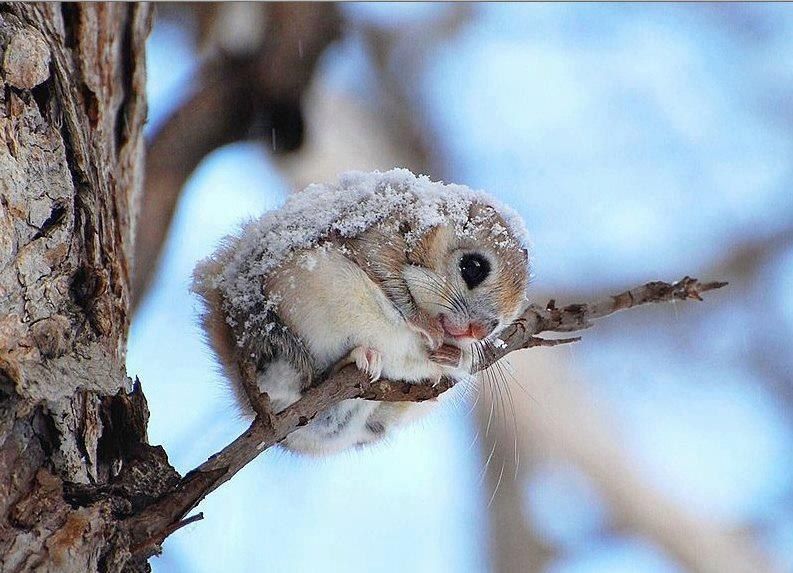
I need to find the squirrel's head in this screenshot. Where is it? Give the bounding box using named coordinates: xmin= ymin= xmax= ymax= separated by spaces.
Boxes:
xmin=402 ymin=202 xmax=530 ymax=350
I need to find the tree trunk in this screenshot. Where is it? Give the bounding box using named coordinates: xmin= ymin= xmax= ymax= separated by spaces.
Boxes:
xmin=0 ymin=4 xmax=156 ymax=571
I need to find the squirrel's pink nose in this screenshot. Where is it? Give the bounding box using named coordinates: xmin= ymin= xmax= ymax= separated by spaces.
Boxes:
xmin=468 ymin=322 xmax=489 ymax=340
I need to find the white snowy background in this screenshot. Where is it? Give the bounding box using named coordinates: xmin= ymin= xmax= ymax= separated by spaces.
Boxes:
xmin=129 ymin=4 xmax=793 ymax=572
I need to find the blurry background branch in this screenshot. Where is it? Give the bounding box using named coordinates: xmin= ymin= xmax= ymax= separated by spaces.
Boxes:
xmin=132 ymin=3 xmax=341 ymax=311
xmin=484 ymin=349 xmax=775 ymax=573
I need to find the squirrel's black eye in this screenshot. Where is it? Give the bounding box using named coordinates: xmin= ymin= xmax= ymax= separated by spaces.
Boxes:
xmin=459 ymin=253 xmax=491 ymax=289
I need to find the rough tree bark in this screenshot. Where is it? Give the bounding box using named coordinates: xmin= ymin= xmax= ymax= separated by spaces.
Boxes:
xmin=0 ymin=4 xmax=156 ymax=572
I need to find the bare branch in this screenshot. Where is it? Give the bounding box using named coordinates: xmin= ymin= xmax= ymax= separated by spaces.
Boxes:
xmin=491 ymin=276 xmax=728 ymax=362
xmin=238 ymin=362 xmax=278 ymax=426
xmin=129 ymin=512 xmax=204 ymax=557
xmin=124 ymin=275 xmax=726 ymax=554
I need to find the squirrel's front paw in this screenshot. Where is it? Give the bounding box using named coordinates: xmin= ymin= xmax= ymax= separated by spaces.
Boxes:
xmin=408 ymin=311 xmax=444 ymax=351
xmin=429 ymin=343 xmax=463 ymax=368
xmin=348 ymin=346 xmax=383 ymax=382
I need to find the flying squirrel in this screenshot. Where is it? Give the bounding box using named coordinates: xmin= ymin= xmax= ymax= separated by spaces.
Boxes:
xmin=193 ymin=169 xmax=530 ymax=455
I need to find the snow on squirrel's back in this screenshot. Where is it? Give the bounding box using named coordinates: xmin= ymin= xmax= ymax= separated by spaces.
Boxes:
xmin=193 ymin=168 xmax=528 ymax=325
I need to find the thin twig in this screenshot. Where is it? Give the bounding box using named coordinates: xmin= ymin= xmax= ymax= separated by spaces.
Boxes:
xmin=124 ymin=275 xmax=726 ymax=553
xmin=129 ymin=512 xmax=204 ymax=558
xmin=238 ymin=362 xmax=277 ymax=427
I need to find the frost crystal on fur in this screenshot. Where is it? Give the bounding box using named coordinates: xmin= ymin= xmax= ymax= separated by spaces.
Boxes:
xmin=193 ymin=168 xmax=528 ymax=341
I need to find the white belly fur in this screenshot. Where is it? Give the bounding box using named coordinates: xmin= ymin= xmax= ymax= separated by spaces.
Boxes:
xmin=258 ymin=247 xmax=454 ymax=455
